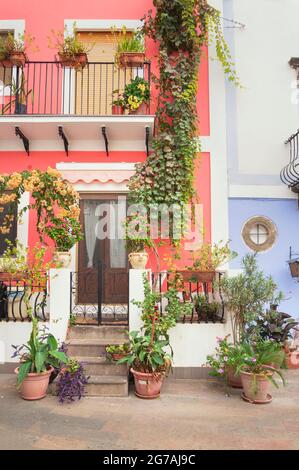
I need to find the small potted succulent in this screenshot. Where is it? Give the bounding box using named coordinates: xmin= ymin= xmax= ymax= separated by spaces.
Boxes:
xmin=48 ymin=24 xmax=91 ymax=69
xmin=106 ymin=343 xmax=130 ymax=361
xmin=12 ymin=318 xmax=68 ymax=400
xmin=123 ymin=77 xmax=150 ymax=115
xmin=237 ymin=340 xmax=286 ymax=404
xmin=113 ymin=27 xmax=145 ymax=68
xmin=0 ymin=32 xmax=37 ymax=67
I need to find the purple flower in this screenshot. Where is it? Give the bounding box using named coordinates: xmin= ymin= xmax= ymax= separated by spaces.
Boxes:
xmin=223 ymin=356 xmax=228 ymax=362
xmin=251 ymin=358 xmax=257 ymax=363
xmin=218 ymin=368 xmax=224 ymax=374
xmin=216 ymin=337 xmax=223 ymax=344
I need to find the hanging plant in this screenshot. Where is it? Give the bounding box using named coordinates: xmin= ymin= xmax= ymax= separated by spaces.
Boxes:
xmin=0 ymin=167 xmax=83 ymax=252
xmin=128 ymin=0 xmax=239 ymax=244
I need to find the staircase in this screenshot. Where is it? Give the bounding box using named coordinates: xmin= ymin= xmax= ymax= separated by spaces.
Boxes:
xmin=66 ymin=325 xmax=129 ymax=397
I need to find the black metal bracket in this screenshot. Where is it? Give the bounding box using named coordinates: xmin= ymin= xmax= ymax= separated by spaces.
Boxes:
xmin=58 ymin=126 xmax=69 ymax=156
xmin=145 ymin=126 xmax=150 ymax=156
xmin=101 ymin=126 xmax=109 ymax=156
xmin=15 ymin=127 xmax=29 ymax=156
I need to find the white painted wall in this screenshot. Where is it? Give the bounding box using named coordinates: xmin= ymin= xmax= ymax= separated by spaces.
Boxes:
xmin=0 ymin=268 xmax=70 ymax=364
xmin=228 ymin=0 xmax=299 ymax=179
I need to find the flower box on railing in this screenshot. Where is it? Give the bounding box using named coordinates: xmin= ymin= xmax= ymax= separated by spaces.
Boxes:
xmin=174 ymin=270 xmax=216 ymax=283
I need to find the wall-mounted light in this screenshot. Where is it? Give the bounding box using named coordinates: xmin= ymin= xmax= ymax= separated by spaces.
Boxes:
xmin=288 ymin=246 xmax=299 ymax=278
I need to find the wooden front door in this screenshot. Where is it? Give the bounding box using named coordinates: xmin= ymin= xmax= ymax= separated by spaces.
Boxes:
xmin=78 ymin=194 xmax=128 ymax=304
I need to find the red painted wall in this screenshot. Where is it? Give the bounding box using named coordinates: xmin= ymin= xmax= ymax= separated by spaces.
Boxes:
xmin=0 ymin=1 xmax=211 ymax=264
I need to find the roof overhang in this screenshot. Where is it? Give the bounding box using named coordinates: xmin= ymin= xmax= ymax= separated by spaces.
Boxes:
xmin=0 ymin=115 xmax=155 ymax=153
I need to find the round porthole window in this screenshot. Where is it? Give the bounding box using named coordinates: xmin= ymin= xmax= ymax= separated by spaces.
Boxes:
xmin=242 ymin=216 xmax=277 ymax=252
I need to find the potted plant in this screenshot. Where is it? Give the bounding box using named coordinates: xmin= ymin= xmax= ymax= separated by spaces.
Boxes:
xmin=113 ymin=27 xmax=145 ymax=68
xmin=125 ymin=213 xmax=152 ymax=269
xmin=106 ymin=343 xmax=130 ymax=361
xmin=48 ymin=24 xmax=91 ymax=69
xmin=284 ymin=329 xmax=299 ymax=369
xmin=45 ymin=217 xmax=83 ymax=268
xmin=206 ymin=336 xmax=246 ymax=388
xmin=12 ymin=318 xmax=68 ymax=400
xmin=0 ymin=32 xmax=37 ymax=68
xmin=123 ymin=77 xmax=150 ymax=115
xmin=56 ymin=358 xmax=89 ymax=403
xmin=237 ymin=340 xmax=286 ymax=404
xmin=111 ymin=92 xmax=126 ymax=115
xmin=218 ymin=253 xmax=283 ymax=343
xmin=119 ymin=274 xmax=178 ymax=398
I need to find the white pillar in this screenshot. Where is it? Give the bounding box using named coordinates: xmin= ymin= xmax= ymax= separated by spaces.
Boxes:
xmin=129 ymin=269 xmax=150 ymax=333
xmin=49 ymin=268 xmax=70 ymax=344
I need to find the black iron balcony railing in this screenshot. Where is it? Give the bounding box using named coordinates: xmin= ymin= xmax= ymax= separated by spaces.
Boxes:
xmin=0 ymin=61 xmax=151 ymax=116
xmin=281 ymin=129 xmax=299 ymax=192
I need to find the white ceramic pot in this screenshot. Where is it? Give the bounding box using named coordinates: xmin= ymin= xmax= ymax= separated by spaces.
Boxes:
xmin=53 ymin=251 xmax=71 ymax=268
xmin=128 ymin=252 xmax=149 ymax=269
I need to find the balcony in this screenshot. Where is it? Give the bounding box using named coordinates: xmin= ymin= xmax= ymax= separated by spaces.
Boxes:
xmin=281 ymin=130 xmax=299 ymax=192
xmin=0 ymin=61 xmax=154 ymax=154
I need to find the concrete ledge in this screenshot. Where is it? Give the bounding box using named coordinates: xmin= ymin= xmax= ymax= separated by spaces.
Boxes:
xmin=0 ymin=363 xmax=16 ymax=374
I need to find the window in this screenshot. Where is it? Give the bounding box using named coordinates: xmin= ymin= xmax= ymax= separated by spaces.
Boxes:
xmin=242 ymin=216 xmax=277 ymax=252
xmin=0 ymin=30 xmax=13 ymax=87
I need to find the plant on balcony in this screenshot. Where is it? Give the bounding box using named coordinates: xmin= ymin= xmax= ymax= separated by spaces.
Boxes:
xmin=1 ymin=71 xmax=33 ymax=115
xmin=125 ymin=212 xmax=153 ymax=269
xmin=123 ymin=76 xmax=150 ymax=115
xmin=12 ymin=318 xmax=68 ymax=400
xmin=48 ymin=24 xmax=92 ymax=69
xmin=128 ymin=1 xmax=240 ymax=246
xmin=111 ymin=90 xmax=126 ymax=115
xmin=113 ymin=27 xmax=145 ymax=68
xmin=0 ymin=31 xmax=38 ymax=67
xmin=218 ymin=253 xmax=283 ymax=344
xmin=0 ymin=168 xmax=83 ymax=267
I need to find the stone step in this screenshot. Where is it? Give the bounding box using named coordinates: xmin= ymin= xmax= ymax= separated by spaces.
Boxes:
xmin=76 ymin=356 xmax=128 ymax=376
xmin=85 ymin=375 xmax=128 ymax=397
xmin=69 ymin=325 xmax=128 ymax=342
xmin=66 ymin=338 xmax=127 ymax=357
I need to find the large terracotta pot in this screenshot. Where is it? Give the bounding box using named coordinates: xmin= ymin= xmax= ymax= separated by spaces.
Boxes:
xmin=15 ymin=366 xmax=53 ymax=400
xmin=128 ymin=252 xmax=148 ymax=269
xmin=131 ymin=368 xmax=164 ymax=399
xmin=53 ymin=251 xmax=71 ymax=268
xmin=240 ymin=370 xmax=272 ymax=404
xmin=226 ymin=366 xmax=242 ymax=388
xmin=119 ymin=52 xmax=145 ymax=68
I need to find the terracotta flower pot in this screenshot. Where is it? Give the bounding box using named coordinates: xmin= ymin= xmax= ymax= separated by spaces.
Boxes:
xmin=15 ymin=366 xmax=53 ymax=400
xmin=129 ymin=102 xmax=149 ymax=115
xmin=53 ymin=251 xmax=71 ymax=268
xmin=175 ymin=270 xmax=216 ymax=283
xmin=128 ymin=252 xmax=149 ymax=269
xmin=112 ymin=105 xmax=125 ymax=115
xmin=226 ymin=366 xmax=243 ymax=389
xmin=6 ymin=51 xmax=26 ymax=67
xmin=58 ymin=52 xmax=88 ymax=69
xmin=286 ymin=351 xmax=299 ymax=369
xmin=119 ymin=52 xmax=145 ymax=68
xmin=131 ymin=368 xmax=164 ymax=399
xmin=240 ymin=370 xmax=272 ymax=404
xmin=111 ymin=353 xmax=127 ymax=362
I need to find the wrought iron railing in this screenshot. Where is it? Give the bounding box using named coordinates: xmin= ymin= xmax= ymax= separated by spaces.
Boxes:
xmin=0 ymin=61 xmax=151 ymax=116
xmin=281 ymin=129 xmax=299 ymax=191
xmin=0 ymin=273 xmax=49 ymax=322
xmin=151 ymin=271 xmax=226 ymax=324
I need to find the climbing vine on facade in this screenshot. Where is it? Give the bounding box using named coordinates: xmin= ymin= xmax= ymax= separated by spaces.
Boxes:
xmin=128 ymin=0 xmax=239 ymax=241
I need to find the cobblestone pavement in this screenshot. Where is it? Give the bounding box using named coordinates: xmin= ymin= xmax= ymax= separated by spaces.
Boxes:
xmin=0 ymin=370 xmax=298 ymax=450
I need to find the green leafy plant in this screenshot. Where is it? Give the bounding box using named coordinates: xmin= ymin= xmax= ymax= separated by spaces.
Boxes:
xmin=190 ymin=241 xmax=237 ymax=271
xmin=218 ymin=253 xmax=283 ymax=343
xmin=245 ymin=307 xmax=298 ymax=345
xmin=48 ymin=23 xmax=92 ymax=59
xmin=128 ymin=1 xmax=239 ymax=245
xmin=123 ymin=77 xmax=150 ymax=112
xmin=106 ymin=343 xmax=130 ymax=359
xmin=12 ymin=318 xmax=68 ymax=386
xmin=112 ymin=27 xmax=144 ymax=63
xmin=125 ymin=212 xmax=153 ymax=253
xmin=0 ymin=31 xmax=38 ymax=61
xmin=206 ymin=336 xmax=247 ymax=380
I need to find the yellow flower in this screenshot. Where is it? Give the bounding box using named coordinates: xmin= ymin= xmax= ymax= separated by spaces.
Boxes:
xmin=47 ymin=167 xmax=61 ymax=179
